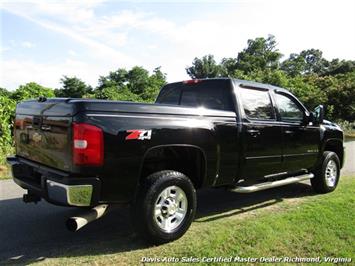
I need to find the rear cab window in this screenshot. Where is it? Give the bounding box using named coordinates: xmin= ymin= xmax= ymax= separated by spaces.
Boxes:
xmin=156 ymin=80 xmax=235 ymax=111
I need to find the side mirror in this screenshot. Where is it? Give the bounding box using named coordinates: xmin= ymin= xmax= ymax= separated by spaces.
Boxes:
xmin=313 ymin=105 xmax=324 ymax=124
xmin=303 ymin=112 xmax=315 ymax=125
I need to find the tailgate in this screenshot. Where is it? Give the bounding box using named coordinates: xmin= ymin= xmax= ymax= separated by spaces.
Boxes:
xmin=14 ymin=99 xmax=75 ymax=171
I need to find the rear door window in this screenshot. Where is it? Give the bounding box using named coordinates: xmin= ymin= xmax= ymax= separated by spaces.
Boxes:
xmin=240 ymin=88 xmax=275 ymax=120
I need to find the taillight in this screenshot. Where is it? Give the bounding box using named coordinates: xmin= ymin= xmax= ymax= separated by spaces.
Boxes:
xmin=73 ymin=123 xmax=104 ymax=166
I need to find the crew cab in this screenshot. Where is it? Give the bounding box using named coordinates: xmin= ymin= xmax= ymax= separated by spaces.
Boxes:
xmin=7 ymin=78 xmax=344 ymax=244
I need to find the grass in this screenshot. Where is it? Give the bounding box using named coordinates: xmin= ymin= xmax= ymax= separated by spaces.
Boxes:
xmin=32 ymin=175 xmax=354 ymax=265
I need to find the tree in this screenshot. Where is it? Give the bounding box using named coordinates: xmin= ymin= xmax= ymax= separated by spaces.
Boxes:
xmin=0 ymin=94 xmax=16 ymax=162
xmin=299 ymin=49 xmax=328 ymax=75
xmin=95 ymin=66 xmax=166 ymax=103
xmin=140 ymin=67 xmax=167 ymax=102
xmin=309 ymin=73 xmax=355 ymax=121
xmin=190 ymin=35 xmax=284 ymax=79
xmin=186 ymin=55 xmax=221 ymax=79
xmin=55 ymin=76 xmax=92 ymax=98
xmin=11 ymin=82 xmax=55 ymax=101
xmin=236 ymin=35 xmax=282 ymax=74
xmin=95 ymin=86 xmax=141 ymax=102
xmin=220 ymin=57 xmax=238 ymax=77
xmin=281 ymin=49 xmax=331 ymax=76
xmin=287 ymin=75 xmax=327 ymax=111
xmin=280 ymin=53 xmax=307 ymax=77
xmin=127 ymin=66 xmax=151 ymax=95
xmin=0 ymin=87 xmax=12 ymax=98
xmin=323 ymin=59 xmax=355 ymax=76
xmin=97 ymin=69 xmax=128 ymax=90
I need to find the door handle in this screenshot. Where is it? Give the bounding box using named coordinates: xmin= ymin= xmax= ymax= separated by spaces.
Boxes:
xmin=284 ymin=130 xmax=294 ymax=134
xmin=247 ymin=129 xmax=261 ymax=137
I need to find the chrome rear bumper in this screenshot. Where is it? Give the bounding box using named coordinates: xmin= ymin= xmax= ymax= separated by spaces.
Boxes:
xmin=46 ymin=180 xmax=93 ymax=207
xmin=7 ymin=156 xmax=101 ymax=207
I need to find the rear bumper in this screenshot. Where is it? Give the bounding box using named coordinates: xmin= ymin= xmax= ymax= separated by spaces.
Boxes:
xmin=7 ymin=156 xmax=101 ymax=207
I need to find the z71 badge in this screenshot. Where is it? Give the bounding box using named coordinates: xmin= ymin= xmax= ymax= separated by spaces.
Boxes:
xmin=125 ymin=129 xmax=152 ymax=140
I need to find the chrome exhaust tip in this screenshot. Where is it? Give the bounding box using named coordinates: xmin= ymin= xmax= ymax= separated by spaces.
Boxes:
xmin=66 ymin=204 xmax=109 ymax=232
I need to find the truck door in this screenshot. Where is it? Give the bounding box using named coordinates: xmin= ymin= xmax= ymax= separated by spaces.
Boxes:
xmin=273 ymin=91 xmax=320 ymax=172
xmin=238 ymin=87 xmax=283 ymax=180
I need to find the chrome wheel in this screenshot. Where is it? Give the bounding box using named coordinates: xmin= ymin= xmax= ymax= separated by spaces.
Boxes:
xmin=325 ymin=159 xmax=337 ymax=187
xmin=154 ymin=186 xmax=187 ymax=233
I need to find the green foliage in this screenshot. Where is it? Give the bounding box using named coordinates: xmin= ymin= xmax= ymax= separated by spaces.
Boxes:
xmin=95 ymin=86 xmax=141 ymax=102
xmin=11 ymin=82 xmax=55 ymax=101
xmin=55 ymin=76 xmax=92 ymax=98
xmin=236 ymin=35 xmax=282 ymax=74
xmin=96 ymin=66 xmax=166 ymax=103
xmin=336 ymin=120 xmax=355 ymax=138
xmin=186 ymin=35 xmax=354 ymax=122
xmin=287 ymin=75 xmax=327 ymax=111
xmin=281 ymin=49 xmax=355 ymax=77
xmin=1 ymin=82 xmax=55 ymax=163
xmin=220 ymin=57 xmax=238 ymax=77
xmin=280 ymin=53 xmax=307 ymax=77
xmin=321 ymin=72 xmax=355 ymax=121
xmin=186 ymin=55 xmax=222 ymax=79
xmin=0 ymin=95 xmax=16 ymax=164
xmin=187 ymin=36 xmax=282 ymax=79
xmin=0 ymin=87 xmax=12 ymax=97
xmin=325 ymin=59 xmax=355 ymax=76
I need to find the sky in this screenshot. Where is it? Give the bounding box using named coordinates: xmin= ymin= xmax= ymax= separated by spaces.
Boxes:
xmin=0 ymin=0 xmax=354 ymax=90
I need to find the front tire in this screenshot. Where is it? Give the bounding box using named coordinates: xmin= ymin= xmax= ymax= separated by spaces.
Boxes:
xmin=131 ymin=170 xmax=196 ymax=244
xmin=311 ymin=151 xmax=340 ymax=193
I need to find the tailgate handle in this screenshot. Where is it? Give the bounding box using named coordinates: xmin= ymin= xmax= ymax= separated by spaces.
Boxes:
xmin=41 ymin=125 xmax=51 ymax=131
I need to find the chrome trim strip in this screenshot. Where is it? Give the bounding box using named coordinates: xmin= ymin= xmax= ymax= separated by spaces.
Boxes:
xmin=86 ymin=113 xmax=236 ymax=122
xmin=246 ymin=155 xmax=281 ymax=160
xmin=283 ymin=153 xmax=318 ymax=157
xmin=246 ymin=152 xmax=318 ymax=160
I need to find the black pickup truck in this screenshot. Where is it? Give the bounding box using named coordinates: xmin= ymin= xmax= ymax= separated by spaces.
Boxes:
xmin=7 ymin=78 xmax=344 ymax=244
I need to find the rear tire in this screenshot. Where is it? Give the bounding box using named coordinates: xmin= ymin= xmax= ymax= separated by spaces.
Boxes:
xmin=311 ymin=151 xmax=340 ymax=193
xmin=131 ymin=170 xmax=196 ymax=244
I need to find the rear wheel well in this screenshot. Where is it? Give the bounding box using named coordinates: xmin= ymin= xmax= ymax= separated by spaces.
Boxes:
xmin=324 ymin=140 xmax=344 ymax=167
xmin=140 ymin=146 xmax=206 ymax=189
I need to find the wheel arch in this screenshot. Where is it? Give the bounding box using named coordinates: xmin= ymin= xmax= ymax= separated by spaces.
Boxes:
xmin=138 ymin=144 xmax=207 ymax=190
xmin=322 ymin=138 xmax=344 ymax=168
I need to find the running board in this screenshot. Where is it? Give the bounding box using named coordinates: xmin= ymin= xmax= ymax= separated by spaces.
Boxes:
xmin=231 ymin=173 xmax=314 ymax=193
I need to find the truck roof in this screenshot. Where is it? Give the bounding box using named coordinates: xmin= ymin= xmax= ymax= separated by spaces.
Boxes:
xmin=170 ymin=78 xmax=290 ymax=93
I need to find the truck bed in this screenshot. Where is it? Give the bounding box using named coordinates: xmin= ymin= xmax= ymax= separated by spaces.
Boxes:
xmin=15 ymin=98 xmax=235 ymax=172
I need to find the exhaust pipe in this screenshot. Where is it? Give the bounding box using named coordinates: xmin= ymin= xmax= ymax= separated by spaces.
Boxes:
xmin=66 ymin=204 xmax=109 ymax=232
